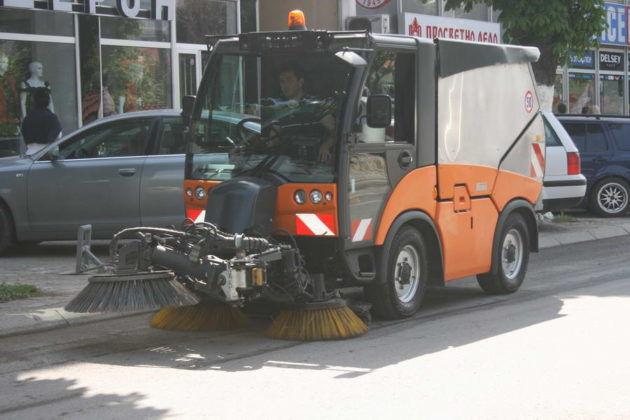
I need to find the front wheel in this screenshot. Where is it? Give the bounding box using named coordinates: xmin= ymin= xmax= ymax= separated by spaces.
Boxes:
xmin=589 ymin=178 xmax=630 ymax=217
xmin=477 ymin=213 xmax=530 ymax=294
xmin=366 ymin=226 xmax=428 ymax=319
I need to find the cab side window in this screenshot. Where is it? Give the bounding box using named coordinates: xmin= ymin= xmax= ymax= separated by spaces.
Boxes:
xmin=360 ymin=50 xmax=415 ymax=143
xmin=59 ymin=119 xmax=152 ymax=159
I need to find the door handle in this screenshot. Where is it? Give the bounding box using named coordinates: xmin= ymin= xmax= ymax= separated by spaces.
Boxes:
xmin=118 ymin=168 xmax=137 ymax=177
xmin=398 ymin=151 xmax=413 ymax=168
xmin=593 ymin=156 xmax=608 ymax=163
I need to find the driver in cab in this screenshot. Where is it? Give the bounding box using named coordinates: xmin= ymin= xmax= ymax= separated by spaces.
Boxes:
xmin=267 ymin=63 xmax=335 ymax=162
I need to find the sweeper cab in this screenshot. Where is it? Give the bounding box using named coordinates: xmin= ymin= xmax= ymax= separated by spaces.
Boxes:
xmin=67 ymin=11 xmax=545 ymax=339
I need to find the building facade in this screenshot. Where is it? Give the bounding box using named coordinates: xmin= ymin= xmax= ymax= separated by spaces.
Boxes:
xmin=0 ymin=0 xmax=254 ymax=138
xmin=554 ymin=1 xmax=630 ymax=115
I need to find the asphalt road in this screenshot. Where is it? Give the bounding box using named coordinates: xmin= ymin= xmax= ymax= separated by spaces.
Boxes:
xmin=1 ymin=236 xmax=629 ymax=419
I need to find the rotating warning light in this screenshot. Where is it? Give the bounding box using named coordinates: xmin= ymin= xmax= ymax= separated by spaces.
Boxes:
xmin=288 ymin=10 xmax=307 ymax=30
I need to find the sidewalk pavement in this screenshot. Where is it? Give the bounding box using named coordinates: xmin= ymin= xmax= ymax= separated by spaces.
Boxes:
xmin=2 ymin=213 xmax=629 ymax=338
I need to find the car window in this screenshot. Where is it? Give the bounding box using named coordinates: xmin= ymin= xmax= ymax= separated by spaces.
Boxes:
xmin=608 ymin=122 xmax=630 ymax=151
xmin=563 ymin=123 xmax=586 ymax=151
xmin=544 ymin=120 xmax=562 ymax=147
xmin=156 ymin=117 xmax=186 ymax=155
xmin=59 ymin=118 xmax=152 ymax=159
xmin=586 ymin=123 xmax=608 ymax=152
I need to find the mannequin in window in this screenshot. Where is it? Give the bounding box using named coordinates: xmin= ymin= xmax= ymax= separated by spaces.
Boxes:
xmin=118 ymin=57 xmax=145 ymax=114
xmin=0 ymin=52 xmax=20 ymax=137
xmin=20 ymin=61 xmax=54 ymax=119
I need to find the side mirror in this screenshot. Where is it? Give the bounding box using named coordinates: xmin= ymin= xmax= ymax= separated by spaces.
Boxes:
xmin=366 ymin=94 xmax=392 ymax=128
xmin=181 ymin=95 xmax=196 ymax=124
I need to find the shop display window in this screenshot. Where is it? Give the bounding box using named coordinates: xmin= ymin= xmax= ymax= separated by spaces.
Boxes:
xmin=0 ymin=9 xmax=73 ymax=37
xmin=101 ymin=17 xmax=170 ymax=42
xmin=600 ymin=74 xmax=624 ymax=115
xmin=101 ymin=46 xmax=172 ymax=114
xmin=569 ymin=73 xmax=595 ymax=114
xmin=176 ymin=0 xmax=238 ymax=44
xmin=0 ymin=40 xmax=78 ymax=138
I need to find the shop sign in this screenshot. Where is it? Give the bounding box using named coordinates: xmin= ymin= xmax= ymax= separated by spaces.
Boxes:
xmin=568 ymin=51 xmax=595 ymax=70
xmin=405 ymin=13 xmax=500 ymax=44
xmin=599 ymin=51 xmax=624 ymax=71
xmin=0 ymin=0 xmax=174 ymax=20
xmin=356 ymin=0 xmax=391 ymax=9
xmin=599 ymin=3 xmax=627 ymax=45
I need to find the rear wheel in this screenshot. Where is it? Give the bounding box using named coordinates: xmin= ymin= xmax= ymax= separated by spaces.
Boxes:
xmin=0 ymin=204 xmax=16 ymax=255
xmin=366 ymin=226 xmax=428 ymax=319
xmin=477 ymin=213 xmax=530 ymax=294
xmin=589 ymin=178 xmax=630 ymax=217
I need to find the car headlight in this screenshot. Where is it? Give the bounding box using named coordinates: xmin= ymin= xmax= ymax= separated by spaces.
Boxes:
xmin=310 ymin=189 xmax=322 ymax=204
xmin=195 ymin=187 xmax=206 ymax=200
xmin=294 ymin=189 xmax=306 ymax=204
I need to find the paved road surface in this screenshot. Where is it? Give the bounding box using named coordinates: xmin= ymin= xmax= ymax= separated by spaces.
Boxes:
xmin=0 ymin=236 xmax=629 ymax=419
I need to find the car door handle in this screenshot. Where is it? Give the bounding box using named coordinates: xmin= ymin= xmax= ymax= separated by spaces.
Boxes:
xmin=118 ymin=168 xmax=137 ymax=177
xmin=593 ymin=156 xmax=608 ymax=163
xmin=398 ymin=151 xmax=413 ymax=168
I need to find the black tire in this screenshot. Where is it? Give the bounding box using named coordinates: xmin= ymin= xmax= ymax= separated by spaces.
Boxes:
xmin=0 ymin=204 xmax=16 ymax=255
xmin=477 ymin=213 xmax=530 ymax=295
xmin=589 ymin=177 xmax=630 ymax=217
xmin=366 ymin=226 xmax=428 ymax=319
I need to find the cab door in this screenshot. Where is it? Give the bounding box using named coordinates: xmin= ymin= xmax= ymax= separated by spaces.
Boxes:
xmin=345 ymin=49 xmax=417 ymax=248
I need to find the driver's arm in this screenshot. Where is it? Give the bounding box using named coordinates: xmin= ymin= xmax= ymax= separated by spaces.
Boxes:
xmin=318 ymin=113 xmax=335 ymax=162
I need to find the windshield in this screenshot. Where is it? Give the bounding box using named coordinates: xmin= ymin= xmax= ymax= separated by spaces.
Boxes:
xmin=188 ymin=52 xmax=354 ymax=183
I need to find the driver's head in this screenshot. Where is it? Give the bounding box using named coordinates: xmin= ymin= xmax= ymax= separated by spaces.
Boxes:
xmin=278 ymin=62 xmax=305 ymax=101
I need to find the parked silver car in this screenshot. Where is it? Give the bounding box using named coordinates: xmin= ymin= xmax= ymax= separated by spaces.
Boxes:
xmin=0 ymin=110 xmax=189 ymax=253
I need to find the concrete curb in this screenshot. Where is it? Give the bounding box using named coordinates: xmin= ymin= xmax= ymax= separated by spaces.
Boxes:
xmin=0 ymin=308 xmax=153 ymax=338
xmin=538 ymin=224 xmax=630 ymax=249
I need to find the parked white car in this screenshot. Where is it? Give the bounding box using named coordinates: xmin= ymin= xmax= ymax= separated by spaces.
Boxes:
xmin=541 ymin=111 xmax=587 ymax=211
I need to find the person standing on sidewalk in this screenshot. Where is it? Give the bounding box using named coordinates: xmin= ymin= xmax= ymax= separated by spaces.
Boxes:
xmin=21 ymin=87 xmax=62 ymax=155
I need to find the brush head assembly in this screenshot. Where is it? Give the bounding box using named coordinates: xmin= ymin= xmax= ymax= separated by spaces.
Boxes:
xmin=150 ymin=302 xmax=250 ymax=331
xmin=265 ymin=299 xmax=368 ymax=341
xmin=65 ymin=271 xmax=199 ymax=313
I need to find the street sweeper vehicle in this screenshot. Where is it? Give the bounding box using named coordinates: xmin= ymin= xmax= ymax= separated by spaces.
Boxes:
xmin=67 ymin=11 xmax=545 ymax=340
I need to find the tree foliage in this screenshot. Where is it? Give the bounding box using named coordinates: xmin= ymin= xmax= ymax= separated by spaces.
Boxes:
xmin=438 ymin=0 xmax=607 ymax=85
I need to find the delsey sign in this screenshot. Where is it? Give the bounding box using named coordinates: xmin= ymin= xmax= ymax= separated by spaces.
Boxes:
xmin=0 ymin=0 xmax=174 ymax=20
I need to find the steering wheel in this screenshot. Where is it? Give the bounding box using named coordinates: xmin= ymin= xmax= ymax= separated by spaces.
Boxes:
xmin=235 ymin=117 xmax=262 ymax=144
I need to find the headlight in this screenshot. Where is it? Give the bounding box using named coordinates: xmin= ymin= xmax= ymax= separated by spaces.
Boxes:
xmin=310 ymin=189 xmax=322 ymax=204
xmin=195 ymin=187 xmax=206 ymax=200
xmin=325 ymin=191 xmax=333 ymax=202
xmin=186 ymin=188 xmax=193 ymax=197
xmin=294 ymin=189 xmax=306 ymax=204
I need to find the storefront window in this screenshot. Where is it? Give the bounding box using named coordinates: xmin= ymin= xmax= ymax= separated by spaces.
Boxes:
xmin=553 ymin=73 xmax=564 ymax=113
xmin=0 ymin=9 xmax=74 ymax=36
xmin=0 ymin=39 xmax=78 ymax=136
xmin=569 ymin=73 xmax=595 ymax=114
xmin=78 ymin=15 xmax=102 ymax=125
xmin=101 ymin=46 xmax=172 ymax=113
xmin=100 ymin=17 xmax=170 ymax=42
xmin=176 ymin=0 xmax=238 ymax=44
xmin=241 ymin=0 xmax=257 ymax=33
xmin=600 ymin=75 xmax=624 ymax=115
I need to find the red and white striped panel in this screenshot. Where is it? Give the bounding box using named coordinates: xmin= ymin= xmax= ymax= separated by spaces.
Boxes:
xmin=295 ymin=213 xmax=335 ymax=236
xmin=351 ymin=218 xmax=373 ymax=242
xmin=530 ymin=142 xmax=545 ymax=179
xmin=185 ymin=208 xmax=206 ymax=223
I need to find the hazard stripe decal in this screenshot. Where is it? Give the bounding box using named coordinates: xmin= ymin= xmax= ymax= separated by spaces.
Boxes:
xmin=186 ymin=209 xmax=206 ymax=223
xmin=296 ymin=213 xmax=335 ymax=236
xmin=530 ymin=143 xmax=545 ymax=178
xmin=351 ymin=218 xmax=373 ymax=242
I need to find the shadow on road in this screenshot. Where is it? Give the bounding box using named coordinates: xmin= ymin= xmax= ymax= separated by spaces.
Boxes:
xmin=0 ymin=377 xmax=168 ymax=419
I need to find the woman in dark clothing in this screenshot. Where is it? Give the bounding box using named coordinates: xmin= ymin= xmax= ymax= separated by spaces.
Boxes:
xmin=21 ymin=87 xmax=62 ymax=155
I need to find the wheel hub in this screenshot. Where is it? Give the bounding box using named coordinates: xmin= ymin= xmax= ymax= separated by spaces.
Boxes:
xmin=396 ymin=260 xmax=412 ymax=287
xmin=394 ymin=245 xmax=421 ymax=303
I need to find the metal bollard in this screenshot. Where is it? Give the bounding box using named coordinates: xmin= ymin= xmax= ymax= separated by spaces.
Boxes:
xmin=75 ymin=224 xmax=104 ymax=274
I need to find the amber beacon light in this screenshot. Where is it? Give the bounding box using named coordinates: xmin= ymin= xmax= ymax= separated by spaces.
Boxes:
xmin=288 ymin=10 xmax=307 ymax=30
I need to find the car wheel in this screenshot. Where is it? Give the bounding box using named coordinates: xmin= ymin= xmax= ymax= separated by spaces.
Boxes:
xmin=589 ymin=178 xmax=630 ymax=217
xmin=0 ymin=204 xmax=16 ymax=255
xmin=366 ymin=226 xmax=428 ymax=319
xmin=477 ymin=213 xmax=530 ymax=295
